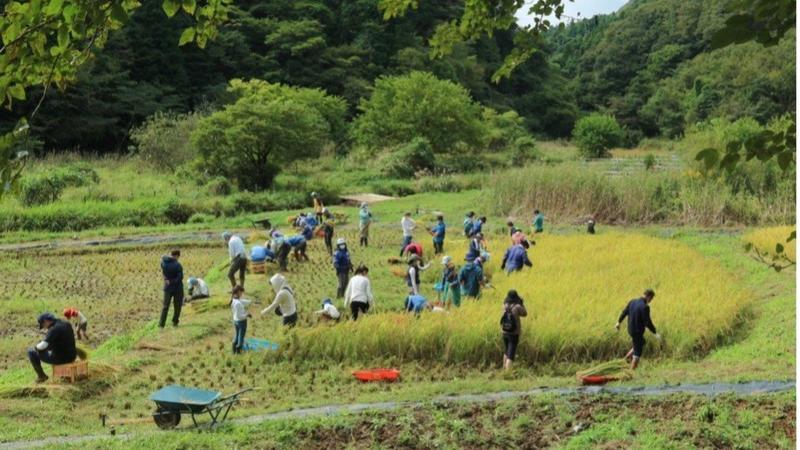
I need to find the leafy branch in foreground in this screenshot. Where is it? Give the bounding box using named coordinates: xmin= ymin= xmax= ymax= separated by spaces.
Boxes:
xmin=744 ymin=231 xmax=796 ymax=272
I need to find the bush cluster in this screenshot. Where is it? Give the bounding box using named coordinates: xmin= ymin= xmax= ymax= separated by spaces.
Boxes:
xmin=19 ymin=164 xmax=100 ymax=206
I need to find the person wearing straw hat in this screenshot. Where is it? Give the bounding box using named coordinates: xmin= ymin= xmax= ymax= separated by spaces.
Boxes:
xmin=27 ymin=312 xmax=77 ymax=383
xmin=440 ymin=256 xmax=461 ymax=308
xmin=358 ymin=202 xmax=373 ymax=247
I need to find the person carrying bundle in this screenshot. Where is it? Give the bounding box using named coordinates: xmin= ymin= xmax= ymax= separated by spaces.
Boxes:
xmin=615 ymin=289 xmax=661 ymax=370
xmin=261 ymin=273 xmax=298 ymax=327
xmin=63 ymin=308 xmax=88 ymax=341
xmin=333 ymin=238 xmax=352 ymax=299
xmin=344 ymin=264 xmax=375 ymax=320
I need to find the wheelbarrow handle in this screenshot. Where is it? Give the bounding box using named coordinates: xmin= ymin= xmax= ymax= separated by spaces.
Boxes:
xmin=219 ymin=387 xmax=253 ymax=402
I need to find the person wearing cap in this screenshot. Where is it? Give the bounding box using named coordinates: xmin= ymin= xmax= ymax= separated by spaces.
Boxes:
xmin=399 ymin=212 xmax=416 ymax=257
xmin=261 ymin=273 xmax=298 ymax=327
xmin=615 ymin=289 xmax=661 ymax=370
xmin=63 ymin=308 xmax=88 ymax=340
xmin=311 ymin=192 xmax=324 ymax=223
xmin=463 ymin=211 xmax=476 ymax=237
xmin=429 ymin=215 xmax=446 ymax=255
xmin=501 ymin=242 xmax=533 ymax=273
xmin=500 ymin=290 xmax=528 ymax=371
xmin=27 ymin=312 xmax=77 ymax=383
xmin=160 ymin=249 xmax=184 ymax=328
xmin=358 ymin=202 xmax=372 ymax=247
xmin=223 ymin=232 xmax=247 ymax=290
xmin=333 ymin=238 xmax=352 ymax=299
xmin=459 ymin=256 xmax=485 ymax=298
xmin=440 ymin=256 xmax=461 ymax=308
xmin=314 ymin=298 xmax=341 ymax=322
xmin=187 ymin=277 xmax=210 ymax=301
xmin=406 ymin=254 xmax=431 ymax=296
xmin=344 ymin=264 xmax=374 ymax=320
xmin=229 ymin=285 xmax=252 ymax=354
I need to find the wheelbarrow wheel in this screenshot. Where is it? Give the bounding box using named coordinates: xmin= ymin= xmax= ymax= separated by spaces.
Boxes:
xmin=153 ymin=408 xmax=181 ymax=429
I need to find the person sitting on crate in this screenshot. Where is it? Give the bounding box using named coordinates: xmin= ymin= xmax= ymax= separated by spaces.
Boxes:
xmin=27 ymin=312 xmax=77 ymax=383
xmin=187 ymin=277 xmax=210 ymax=301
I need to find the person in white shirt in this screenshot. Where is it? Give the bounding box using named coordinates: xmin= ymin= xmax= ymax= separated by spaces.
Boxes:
xmin=314 ymin=298 xmax=341 ymax=322
xmin=261 ymin=273 xmax=298 ymax=327
xmin=399 ymin=212 xmax=416 ymax=257
xmin=344 ymin=264 xmax=375 ymax=320
xmin=229 ymin=285 xmax=252 ymax=354
xmin=406 ymin=254 xmax=431 ymax=296
xmin=187 ymin=277 xmax=210 ymax=301
xmin=63 ymin=308 xmax=88 ymax=340
xmin=222 ymin=231 xmax=247 ymax=290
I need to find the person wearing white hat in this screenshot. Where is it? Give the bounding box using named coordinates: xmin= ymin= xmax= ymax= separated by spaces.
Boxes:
xmin=440 ymin=256 xmax=461 ymax=308
xmin=261 ymin=273 xmax=298 ymax=327
xmin=358 ymin=202 xmax=372 ymax=247
xmin=333 ymin=238 xmax=352 ymax=298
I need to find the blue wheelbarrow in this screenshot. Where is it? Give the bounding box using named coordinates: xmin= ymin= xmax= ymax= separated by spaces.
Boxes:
xmin=149 ymin=385 xmax=252 ymax=429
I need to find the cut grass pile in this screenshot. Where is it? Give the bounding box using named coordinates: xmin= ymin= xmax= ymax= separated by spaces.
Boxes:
xmin=742 ymin=225 xmax=796 ymax=261
xmin=272 ymin=233 xmax=752 ymax=365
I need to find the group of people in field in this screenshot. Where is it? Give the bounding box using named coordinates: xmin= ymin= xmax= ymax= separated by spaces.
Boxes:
xmin=26 ymin=193 xmax=656 ymax=382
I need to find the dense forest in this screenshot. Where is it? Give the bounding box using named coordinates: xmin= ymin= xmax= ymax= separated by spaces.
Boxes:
xmin=0 ymin=0 xmax=794 ymax=154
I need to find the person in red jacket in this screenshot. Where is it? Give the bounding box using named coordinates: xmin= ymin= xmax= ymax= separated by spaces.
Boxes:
xmin=403 ymin=241 xmax=424 ymax=259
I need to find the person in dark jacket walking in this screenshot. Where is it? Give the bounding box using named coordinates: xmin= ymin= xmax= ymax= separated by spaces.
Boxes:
xmin=322 ymin=219 xmax=335 ymax=255
xmin=459 ymin=256 xmax=485 ymax=298
xmin=333 ymin=238 xmax=352 ymax=298
xmin=429 ymin=215 xmax=446 ymax=255
xmin=500 ymin=290 xmax=528 ymax=370
xmin=159 ymin=249 xmax=184 ymax=328
xmin=615 ymin=289 xmax=661 ymax=369
xmin=501 ymin=243 xmax=533 ymax=273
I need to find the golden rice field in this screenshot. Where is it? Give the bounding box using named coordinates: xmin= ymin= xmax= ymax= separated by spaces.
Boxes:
xmin=275 ymin=233 xmax=752 ymax=365
xmin=742 ymin=226 xmax=796 ymax=261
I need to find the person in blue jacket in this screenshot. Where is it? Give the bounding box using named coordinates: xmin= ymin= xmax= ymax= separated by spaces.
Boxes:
xmin=429 ymin=215 xmax=446 ymax=255
xmin=466 ymin=232 xmax=484 ymax=262
xmin=463 ymin=211 xmax=476 ymax=237
xmin=470 ymin=216 xmax=486 ymax=237
xmin=501 ymin=242 xmax=533 ymax=273
xmin=459 ymin=256 xmax=485 ymax=298
xmin=404 ymin=294 xmax=431 ymax=315
xmin=286 ymin=235 xmax=308 ymax=262
xmin=333 ymin=238 xmax=352 ymax=298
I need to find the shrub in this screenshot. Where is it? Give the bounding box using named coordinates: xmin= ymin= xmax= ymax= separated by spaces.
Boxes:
xmin=482 ymin=108 xmax=530 ymax=152
xmin=19 ymin=164 xmax=100 ymax=206
xmin=369 ymin=180 xmax=416 ymax=197
xmin=130 ymin=110 xmax=206 ymax=171
xmin=509 ymin=136 xmax=539 ymax=166
xmin=205 ymin=176 xmax=233 ymax=196
xmin=352 ymin=71 xmax=485 ymax=154
xmin=379 ymin=137 xmax=436 ymax=178
xmin=187 ymin=213 xmax=214 ymax=224
xmin=643 ymin=154 xmax=657 ymax=171
xmin=192 ymin=80 xmax=343 ymax=190
xmin=572 ymin=113 xmax=624 ymax=158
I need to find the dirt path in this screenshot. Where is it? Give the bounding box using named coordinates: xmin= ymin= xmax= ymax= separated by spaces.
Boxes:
xmin=0 ymin=380 xmax=793 ymax=449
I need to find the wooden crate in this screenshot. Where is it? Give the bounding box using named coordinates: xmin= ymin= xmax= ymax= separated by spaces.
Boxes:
xmin=251 ymin=261 xmax=265 ymax=274
xmin=52 ymin=360 xmax=89 ymax=382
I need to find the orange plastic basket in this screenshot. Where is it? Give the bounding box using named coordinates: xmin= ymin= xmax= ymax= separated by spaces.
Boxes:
xmin=580 ymin=375 xmax=617 ymax=385
xmin=352 ymin=368 xmax=401 ymax=383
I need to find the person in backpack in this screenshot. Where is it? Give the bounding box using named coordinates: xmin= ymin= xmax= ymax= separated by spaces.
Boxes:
xmin=160 ymin=249 xmax=184 ymax=328
xmin=333 ymin=238 xmax=352 ymax=299
xmin=358 ymin=202 xmax=373 ymax=247
xmin=500 ymin=290 xmax=528 ymax=371
xmin=458 ymin=256 xmax=485 ymax=298
xmin=344 ymin=264 xmax=375 ymax=320
xmin=501 ymin=242 xmax=533 ymax=273
xmin=406 ymin=254 xmax=430 ymax=295
xmin=463 ymin=211 xmax=476 ymax=237
xmin=615 ymin=289 xmax=661 ymax=370
xmin=429 ymin=215 xmax=446 ymax=255
xmin=261 ymin=273 xmax=298 ymax=327
xmin=440 ymin=256 xmax=461 ymax=308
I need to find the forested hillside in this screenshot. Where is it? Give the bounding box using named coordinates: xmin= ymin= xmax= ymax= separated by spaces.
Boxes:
xmin=0 ymin=0 xmax=794 ymax=154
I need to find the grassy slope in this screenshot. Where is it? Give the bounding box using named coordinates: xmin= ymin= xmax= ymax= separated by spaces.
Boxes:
xmin=0 ymin=191 xmax=794 ymax=444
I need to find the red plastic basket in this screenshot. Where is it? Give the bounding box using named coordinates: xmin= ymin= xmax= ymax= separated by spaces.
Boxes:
xmin=352 ymin=368 xmax=401 ymax=383
xmin=580 ymin=375 xmax=618 ymax=386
